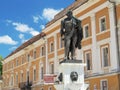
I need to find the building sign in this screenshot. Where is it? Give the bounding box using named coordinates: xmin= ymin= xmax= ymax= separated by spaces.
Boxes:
xmin=44 ymin=75 xmax=55 ymax=83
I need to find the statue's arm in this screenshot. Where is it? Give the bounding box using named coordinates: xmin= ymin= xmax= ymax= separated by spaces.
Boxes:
xmin=60 ymin=20 xmax=65 ymax=37
xmin=78 ymin=20 xmax=83 ymax=40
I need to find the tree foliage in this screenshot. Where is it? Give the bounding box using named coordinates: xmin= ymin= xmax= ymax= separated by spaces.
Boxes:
xmin=0 ymin=55 xmax=3 ymax=75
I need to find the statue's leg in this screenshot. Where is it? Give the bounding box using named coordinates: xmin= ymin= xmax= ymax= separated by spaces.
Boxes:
xmin=64 ymin=38 xmax=70 ymax=59
xmin=71 ymin=35 xmax=77 ymax=60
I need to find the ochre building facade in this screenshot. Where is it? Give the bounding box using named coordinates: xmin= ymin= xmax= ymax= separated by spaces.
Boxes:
xmin=2 ymin=0 xmax=120 ymax=90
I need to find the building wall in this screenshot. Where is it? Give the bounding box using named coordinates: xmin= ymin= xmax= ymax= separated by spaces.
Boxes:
xmin=85 ymin=74 xmax=120 ymax=90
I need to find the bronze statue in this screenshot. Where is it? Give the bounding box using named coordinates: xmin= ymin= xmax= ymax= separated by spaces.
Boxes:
xmin=60 ymin=10 xmax=83 ymax=60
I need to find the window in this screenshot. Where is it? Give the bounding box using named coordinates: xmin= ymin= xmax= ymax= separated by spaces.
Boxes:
xmin=50 ymin=63 xmax=54 ymax=74
xmin=40 ymin=67 xmax=44 ymax=80
xmin=50 ymin=42 xmax=54 ymax=52
xmin=101 ymin=80 xmax=108 ymax=90
xmin=85 ymin=51 xmax=92 ymax=70
xmin=34 ymin=50 xmax=36 ymax=59
xmin=59 ymin=37 xmax=64 ymax=48
xmin=11 ymin=63 xmax=14 ymax=68
xmin=84 ymin=25 xmax=89 ymax=38
xmin=21 ymin=73 xmax=24 ymax=82
xmin=33 ymin=69 xmax=36 ymax=81
xmin=26 ymin=71 xmax=29 ymax=81
xmin=27 ymin=54 xmax=30 ymax=61
xmin=101 ymin=46 xmax=109 ymax=67
xmin=21 ymin=56 xmax=24 ymax=64
xmin=48 ymin=87 xmax=52 ymax=90
xmin=16 ymin=74 xmax=18 ymax=84
xmin=41 ymin=46 xmax=45 ymax=56
xmin=16 ymin=59 xmax=18 ymax=66
xmin=10 ymin=76 xmax=14 ymax=86
xmin=100 ymin=17 xmax=106 ymax=32
xmin=94 ymin=84 xmax=97 ymax=90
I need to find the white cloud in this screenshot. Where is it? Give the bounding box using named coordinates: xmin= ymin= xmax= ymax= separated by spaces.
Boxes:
xmin=0 ymin=35 xmax=18 ymax=45
xmin=33 ymin=15 xmax=44 ymax=23
xmin=19 ymin=34 xmax=24 ymax=39
xmin=6 ymin=19 xmax=12 ymax=23
xmin=30 ymin=31 xmax=39 ymax=36
xmin=33 ymin=16 xmax=39 ymax=23
xmin=5 ymin=19 xmax=12 ymax=26
xmin=42 ymin=8 xmax=63 ymax=21
xmin=19 ymin=34 xmax=27 ymax=43
xmin=12 ymin=22 xmax=39 ymax=36
xmin=40 ymin=25 xmax=45 ymax=29
xmin=39 ymin=16 xmax=44 ymax=20
xmin=12 ymin=22 xmax=33 ymax=32
xmin=9 ymin=46 xmax=17 ymax=51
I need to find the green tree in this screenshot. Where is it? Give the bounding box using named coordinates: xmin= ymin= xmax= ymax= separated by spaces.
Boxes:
xmin=0 ymin=56 xmax=3 ymax=75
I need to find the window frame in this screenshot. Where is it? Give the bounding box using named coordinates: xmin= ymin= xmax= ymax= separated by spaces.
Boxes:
xmin=33 ymin=68 xmax=36 ymax=81
xmin=50 ymin=42 xmax=54 ymax=52
xmin=10 ymin=75 xmax=14 ymax=86
xmin=100 ymin=44 xmax=110 ymax=68
xmin=59 ymin=36 xmax=64 ymax=49
xmin=20 ymin=72 xmax=24 ymax=82
xmin=99 ymin=16 xmax=107 ymax=32
xmin=83 ymin=24 xmax=89 ymax=38
xmin=50 ymin=63 xmax=54 ymax=74
xmin=48 ymin=86 xmax=52 ymax=90
xmin=27 ymin=54 xmax=30 ymax=62
xmin=16 ymin=73 xmax=18 ymax=85
xmin=100 ymin=79 xmax=108 ymax=90
xmin=33 ymin=49 xmax=36 ymax=59
xmin=26 ymin=70 xmax=29 ymax=81
xmin=84 ymin=50 xmax=92 ymax=71
xmin=16 ymin=59 xmax=18 ymax=66
xmin=41 ymin=46 xmax=45 ymax=56
xmin=40 ymin=64 xmax=44 ymax=80
xmin=21 ymin=55 xmax=24 ymax=64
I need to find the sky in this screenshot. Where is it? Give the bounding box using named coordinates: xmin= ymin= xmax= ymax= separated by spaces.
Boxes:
xmin=0 ymin=0 xmax=75 ymax=58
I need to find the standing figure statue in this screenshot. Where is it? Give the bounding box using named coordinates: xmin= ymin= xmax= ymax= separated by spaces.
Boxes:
xmin=60 ymin=10 xmax=83 ymax=60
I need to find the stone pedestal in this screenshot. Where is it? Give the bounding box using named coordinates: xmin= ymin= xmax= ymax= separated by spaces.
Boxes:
xmin=54 ymin=60 xmax=89 ymax=90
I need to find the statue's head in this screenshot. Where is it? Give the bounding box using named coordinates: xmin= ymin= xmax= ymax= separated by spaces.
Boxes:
xmin=70 ymin=71 xmax=78 ymax=82
xmin=66 ymin=10 xmax=73 ymax=18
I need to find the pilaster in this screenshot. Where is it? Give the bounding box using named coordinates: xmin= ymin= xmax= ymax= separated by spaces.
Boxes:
xmin=108 ymin=3 xmax=119 ymax=70
xmin=54 ymin=34 xmax=58 ymax=75
xmin=90 ymin=13 xmax=100 ymax=74
xmin=45 ymin=39 xmax=49 ymax=74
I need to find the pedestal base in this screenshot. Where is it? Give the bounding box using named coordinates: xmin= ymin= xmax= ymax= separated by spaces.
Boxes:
xmin=54 ymin=83 xmax=89 ymax=90
xmin=54 ymin=59 xmax=89 ymax=90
